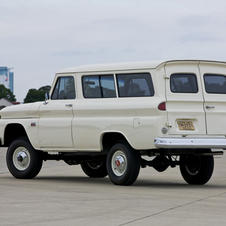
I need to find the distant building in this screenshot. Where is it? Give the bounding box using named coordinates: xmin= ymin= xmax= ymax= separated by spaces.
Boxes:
xmin=9 ymin=72 xmax=14 ymax=93
xmin=0 ymin=98 xmax=13 ymax=110
xmin=0 ymin=98 xmax=20 ymax=110
xmin=0 ymin=67 xmax=14 ymax=93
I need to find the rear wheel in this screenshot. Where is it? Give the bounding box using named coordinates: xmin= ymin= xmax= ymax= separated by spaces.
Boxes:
xmin=6 ymin=138 xmax=43 ymax=179
xmin=81 ymin=160 xmax=108 ymax=178
xmin=180 ymin=152 xmax=214 ymax=185
xmin=106 ymin=141 xmax=140 ymax=185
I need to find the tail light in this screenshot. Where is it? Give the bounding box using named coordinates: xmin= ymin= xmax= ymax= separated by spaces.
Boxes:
xmin=158 ymin=102 xmax=166 ymax=111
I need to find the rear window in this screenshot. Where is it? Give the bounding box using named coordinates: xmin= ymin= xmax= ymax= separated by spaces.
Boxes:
xmin=170 ymin=73 xmax=198 ymax=93
xmin=204 ymin=74 xmax=226 ymax=94
xmin=116 ymin=73 xmax=154 ymax=97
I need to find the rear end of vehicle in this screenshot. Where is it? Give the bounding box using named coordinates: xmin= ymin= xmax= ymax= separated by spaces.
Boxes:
xmin=154 ymin=60 xmax=226 ymax=185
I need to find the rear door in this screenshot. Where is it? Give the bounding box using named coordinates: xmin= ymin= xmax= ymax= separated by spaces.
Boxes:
xmin=165 ymin=61 xmax=206 ymax=135
xmin=199 ymin=62 xmax=226 ymax=135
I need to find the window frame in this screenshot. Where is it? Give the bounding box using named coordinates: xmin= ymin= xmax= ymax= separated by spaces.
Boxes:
xmin=170 ymin=73 xmax=198 ymax=94
xmin=51 ymin=76 xmax=76 ymax=100
xmin=116 ymin=72 xmax=154 ymax=98
xmin=204 ymin=73 xmax=226 ymax=94
xmin=82 ymin=74 xmax=116 ymax=98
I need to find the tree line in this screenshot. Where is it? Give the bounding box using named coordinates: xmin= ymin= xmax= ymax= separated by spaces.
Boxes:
xmin=0 ymin=84 xmax=51 ymax=103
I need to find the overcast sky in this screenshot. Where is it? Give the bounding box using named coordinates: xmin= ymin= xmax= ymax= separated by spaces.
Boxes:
xmin=1 ymin=0 xmax=226 ymax=102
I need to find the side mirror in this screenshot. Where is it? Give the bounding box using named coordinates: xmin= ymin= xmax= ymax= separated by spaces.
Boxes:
xmin=45 ymin=93 xmax=49 ymax=101
xmin=44 ymin=93 xmax=50 ymax=105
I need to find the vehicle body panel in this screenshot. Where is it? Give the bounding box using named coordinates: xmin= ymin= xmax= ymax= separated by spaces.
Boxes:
xmin=199 ymin=62 xmax=226 ymax=135
xmin=1 ymin=60 xmax=226 ymax=152
xmin=165 ymin=61 xmax=206 ymax=135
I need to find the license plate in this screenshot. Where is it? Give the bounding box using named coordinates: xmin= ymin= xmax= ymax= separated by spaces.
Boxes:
xmin=177 ymin=121 xmax=195 ymax=130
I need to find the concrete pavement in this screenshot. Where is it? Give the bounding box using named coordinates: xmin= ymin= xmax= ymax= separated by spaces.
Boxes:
xmin=1 ymin=147 xmax=226 ymax=226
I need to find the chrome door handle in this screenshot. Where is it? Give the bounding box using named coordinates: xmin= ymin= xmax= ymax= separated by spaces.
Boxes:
xmin=65 ymin=104 xmax=73 ymax=107
xmin=206 ymin=106 xmax=215 ymax=109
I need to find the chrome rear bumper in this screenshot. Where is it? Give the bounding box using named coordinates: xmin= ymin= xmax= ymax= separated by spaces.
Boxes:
xmin=154 ymin=137 xmax=226 ymax=149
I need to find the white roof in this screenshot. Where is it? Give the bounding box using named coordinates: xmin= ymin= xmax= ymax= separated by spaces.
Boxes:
xmin=57 ymin=60 xmax=226 ymax=74
xmin=57 ymin=60 xmax=165 ymax=74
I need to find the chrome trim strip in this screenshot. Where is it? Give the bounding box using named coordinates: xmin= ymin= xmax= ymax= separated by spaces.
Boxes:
xmin=154 ymin=137 xmax=226 ymax=149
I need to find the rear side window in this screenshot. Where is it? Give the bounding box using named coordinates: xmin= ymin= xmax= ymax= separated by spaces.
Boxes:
xmin=116 ymin=73 xmax=154 ymax=97
xmin=82 ymin=75 xmax=116 ymax=98
xmin=51 ymin=76 xmax=75 ymax=100
xmin=204 ymin=74 xmax=226 ymax=94
xmin=170 ymin=73 xmax=198 ymax=93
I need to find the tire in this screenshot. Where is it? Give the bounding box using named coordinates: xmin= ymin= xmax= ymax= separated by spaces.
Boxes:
xmin=81 ymin=160 xmax=108 ymax=178
xmin=106 ymin=141 xmax=140 ymax=185
xmin=6 ymin=138 xmax=43 ymax=179
xmin=180 ymin=152 xmax=214 ymax=185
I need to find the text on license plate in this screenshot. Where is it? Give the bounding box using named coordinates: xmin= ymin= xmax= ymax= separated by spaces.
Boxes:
xmin=177 ymin=121 xmax=195 ymax=130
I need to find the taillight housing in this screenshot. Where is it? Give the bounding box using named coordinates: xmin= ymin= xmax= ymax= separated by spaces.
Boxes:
xmin=158 ymin=102 xmax=166 ymax=111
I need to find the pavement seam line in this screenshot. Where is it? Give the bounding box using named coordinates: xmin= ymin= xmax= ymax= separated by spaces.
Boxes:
xmin=118 ymin=191 xmax=226 ymax=226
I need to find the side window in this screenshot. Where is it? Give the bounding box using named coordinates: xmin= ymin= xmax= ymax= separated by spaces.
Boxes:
xmin=204 ymin=74 xmax=226 ymax=94
xmin=82 ymin=75 xmax=116 ymax=98
xmin=116 ymin=73 xmax=154 ymax=97
xmin=170 ymin=73 xmax=198 ymax=93
xmin=51 ymin=76 xmax=75 ymax=100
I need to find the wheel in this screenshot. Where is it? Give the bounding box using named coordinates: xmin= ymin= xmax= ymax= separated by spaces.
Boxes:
xmin=180 ymin=152 xmax=214 ymax=185
xmin=81 ymin=160 xmax=108 ymax=178
xmin=6 ymin=138 xmax=43 ymax=179
xmin=106 ymin=141 xmax=140 ymax=185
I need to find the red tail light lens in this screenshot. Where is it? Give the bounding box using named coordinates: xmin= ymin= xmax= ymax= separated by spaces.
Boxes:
xmin=158 ymin=102 xmax=166 ymax=111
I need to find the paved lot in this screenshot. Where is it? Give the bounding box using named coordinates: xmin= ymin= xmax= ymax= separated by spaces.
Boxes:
xmin=1 ymin=147 xmax=226 ymax=226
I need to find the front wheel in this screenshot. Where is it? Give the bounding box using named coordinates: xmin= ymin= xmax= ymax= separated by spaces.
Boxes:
xmin=6 ymin=138 xmax=43 ymax=179
xmin=106 ymin=141 xmax=140 ymax=185
xmin=180 ymin=153 xmax=214 ymax=185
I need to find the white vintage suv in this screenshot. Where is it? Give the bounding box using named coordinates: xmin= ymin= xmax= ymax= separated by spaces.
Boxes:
xmin=1 ymin=60 xmax=226 ymax=185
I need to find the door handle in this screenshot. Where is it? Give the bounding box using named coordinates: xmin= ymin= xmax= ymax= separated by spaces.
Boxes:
xmin=65 ymin=104 xmax=73 ymax=107
xmin=206 ymin=106 xmax=215 ymax=109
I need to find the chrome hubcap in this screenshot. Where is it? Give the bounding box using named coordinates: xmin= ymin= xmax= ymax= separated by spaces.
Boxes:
xmin=111 ymin=151 xmax=127 ymax=176
xmin=13 ymin=147 xmax=30 ymax=171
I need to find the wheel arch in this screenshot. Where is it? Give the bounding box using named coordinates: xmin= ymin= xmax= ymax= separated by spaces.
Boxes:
xmin=4 ymin=123 xmax=29 ymax=147
xmin=101 ymin=132 xmax=133 ymax=152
